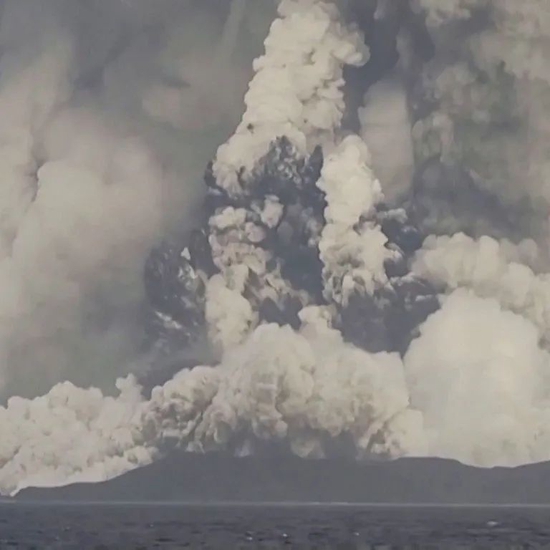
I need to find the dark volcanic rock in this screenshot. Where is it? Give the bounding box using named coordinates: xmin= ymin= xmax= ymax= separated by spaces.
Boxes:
xmin=17 ymin=453 xmax=550 ymax=505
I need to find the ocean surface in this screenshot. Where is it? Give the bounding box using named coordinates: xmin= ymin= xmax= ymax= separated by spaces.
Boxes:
xmin=1 ymin=502 xmax=550 ymax=549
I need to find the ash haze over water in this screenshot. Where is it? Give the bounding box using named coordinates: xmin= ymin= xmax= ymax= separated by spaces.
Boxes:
xmin=0 ymin=0 xmax=549 ymax=496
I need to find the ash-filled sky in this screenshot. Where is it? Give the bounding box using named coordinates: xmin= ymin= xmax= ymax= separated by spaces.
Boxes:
xmin=0 ymin=0 xmax=549 ymax=496
xmin=0 ymin=0 xmax=273 ymax=398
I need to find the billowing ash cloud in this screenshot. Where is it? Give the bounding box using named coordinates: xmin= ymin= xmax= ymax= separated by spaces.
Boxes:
xmin=408 ymin=0 xmax=550 ymax=240
xmin=0 ymin=0 xmax=549 ymax=496
xmin=0 ymin=0 xmax=271 ymax=397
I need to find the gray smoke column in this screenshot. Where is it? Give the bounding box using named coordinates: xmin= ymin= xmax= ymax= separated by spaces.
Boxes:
xmin=0 ymin=0 xmax=549 ymax=496
xmin=408 ymin=0 xmax=550 ymax=239
xmin=0 ymin=0 xmax=271 ymax=397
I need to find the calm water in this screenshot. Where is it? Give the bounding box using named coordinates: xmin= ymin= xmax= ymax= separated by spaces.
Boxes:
xmin=1 ymin=503 xmax=550 ymax=549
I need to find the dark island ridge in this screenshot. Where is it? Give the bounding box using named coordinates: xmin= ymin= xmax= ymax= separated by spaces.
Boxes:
xmin=16 ymin=454 xmax=550 ymax=505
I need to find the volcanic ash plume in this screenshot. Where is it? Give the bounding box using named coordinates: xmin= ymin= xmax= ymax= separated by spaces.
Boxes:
xmin=0 ymin=0 xmax=550 ymax=495
xmin=0 ymin=0 xmax=266 ymax=398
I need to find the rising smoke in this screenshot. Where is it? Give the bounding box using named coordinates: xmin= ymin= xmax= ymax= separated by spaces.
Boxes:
xmin=0 ymin=0 xmax=271 ymax=398
xmin=0 ymin=0 xmax=549 ymax=496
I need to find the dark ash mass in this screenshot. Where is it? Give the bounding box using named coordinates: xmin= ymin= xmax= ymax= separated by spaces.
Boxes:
xmin=140 ymin=1 xmax=448 ymax=389
xmin=142 ymin=137 xmax=439 ymax=389
xmin=141 ymin=0 xmax=527 ymax=391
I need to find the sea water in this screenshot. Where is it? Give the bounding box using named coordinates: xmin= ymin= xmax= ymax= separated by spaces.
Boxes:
xmin=0 ymin=502 xmax=549 ymax=548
